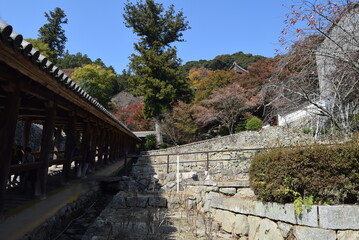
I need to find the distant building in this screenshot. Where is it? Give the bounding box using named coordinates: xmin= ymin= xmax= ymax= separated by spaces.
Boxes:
xmin=229 ymin=62 xmax=248 ymax=74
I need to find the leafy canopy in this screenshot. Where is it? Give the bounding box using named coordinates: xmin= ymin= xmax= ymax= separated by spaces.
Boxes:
xmin=71 ymin=64 xmax=116 ymax=109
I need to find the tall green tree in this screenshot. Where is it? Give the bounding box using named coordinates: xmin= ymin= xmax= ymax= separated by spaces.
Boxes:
xmin=38 ymin=7 xmax=68 ymax=62
xmin=71 ymin=64 xmax=116 ymax=109
xmin=123 ymin=0 xmax=192 ymax=143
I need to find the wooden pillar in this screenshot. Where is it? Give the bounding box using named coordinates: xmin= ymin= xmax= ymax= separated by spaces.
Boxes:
xmin=118 ymin=133 xmax=123 ymax=157
xmin=37 ymin=103 xmax=56 ymax=199
xmin=112 ymin=134 xmax=117 ymax=161
xmin=75 ymin=130 xmax=81 ymax=172
xmin=109 ymin=132 xmax=115 ymax=162
xmin=80 ymin=122 xmax=91 ymax=176
xmin=107 ymin=132 xmax=112 ymax=162
xmin=96 ymin=129 xmax=105 ymax=167
xmin=124 ymin=136 xmax=129 ymax=156
xmin=110 ymin=133 xmax=115 ymax=162
xmin=0 ymin=88 xmax=21 ymax=218
xmin=63 ymin=114 xmax=76 ymax=183
xmin=103 ymin=131 xmax=109 ymax=165
xmin=22 ymin=119 xmax=31 ymax=148
xmin=116 ymin=135 xmax=120 ymax=160
xmin=121 ymin=133 xmax=125 ymax=156
xmin=89 ymin=125 xmax=97 ymax=171
xmin=53 ymin=127 xmax=62 ymax=160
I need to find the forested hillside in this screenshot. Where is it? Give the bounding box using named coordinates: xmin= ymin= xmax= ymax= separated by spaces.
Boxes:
xmin=182 ymin=51 xmax=266 ymax=72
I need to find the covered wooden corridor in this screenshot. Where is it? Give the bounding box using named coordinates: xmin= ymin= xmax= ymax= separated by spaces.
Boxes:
xmin=0 ymin=21 xmax=141 ymax=220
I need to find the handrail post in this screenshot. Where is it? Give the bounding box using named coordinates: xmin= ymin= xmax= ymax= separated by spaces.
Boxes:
xmin=176 ymin=146 xmax=180 ymax=193
xmin=167 ymin=155 xmax=170 ymax=174
xmin=206 ymin=152 xmax=209 ymax=171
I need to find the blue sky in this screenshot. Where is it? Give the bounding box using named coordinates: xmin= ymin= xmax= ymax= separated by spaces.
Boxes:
xmin=1 ymin=0 xmax=289 ymax=73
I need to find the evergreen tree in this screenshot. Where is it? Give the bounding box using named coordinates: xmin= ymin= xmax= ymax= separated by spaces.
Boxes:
xmin=38 ymin=7 xmax=68 ymax=62
xmin=57 ymin=51 xmax=92 ymax=69
xmin=123 ymin=0 xmax=192 ymax=143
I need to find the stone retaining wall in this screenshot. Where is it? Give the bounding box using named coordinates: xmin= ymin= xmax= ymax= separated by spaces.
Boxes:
xmin=141 ymin=127 xmax=314 ymax=180
xmin=146 ymin=127 xmax=314 ymax=155
xmin=182 ymin=181 xmax=359 ymax=240
xmin=138 ymin=149 xmax=257 ymax=182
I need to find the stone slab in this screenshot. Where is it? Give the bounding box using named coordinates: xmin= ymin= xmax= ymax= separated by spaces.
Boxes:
xmin=217 ymin=180 xmax=250 ymax=188
xmin=219 ymin=187 xmax=236 ymax=195
xmin=233 ymin=214 xmax=249 ymax=236
xmin=248 ymin=216 xmax=283 ymax=240
xmin=337 ymin=230 xmax=359 ymax=240
xmin=318 ymin=205 xmax=359 ymax=230
xmin=212 ymin=209 xmax=236 ymax=233
xmin=294 ymin=226 xmax=336 ymax=240
xmin=211 ymin=197 xmax=318 ymax=227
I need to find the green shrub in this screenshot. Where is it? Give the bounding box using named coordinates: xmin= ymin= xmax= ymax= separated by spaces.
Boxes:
xmin=235 ymin=120 xmax=246 ymax=133
xmin=245 ymin=117 xmax=263 ymax=131
xmin=159 ymin=143 xmax=168 ymax=149
xmin=249 ymin=142 xmax=359 ymax=205
xmin=144 ymin=134 xmax=157 ymax=150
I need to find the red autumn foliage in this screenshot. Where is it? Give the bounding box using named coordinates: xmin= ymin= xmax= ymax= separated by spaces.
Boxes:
xmin=194 ymin=83 xmax=260 ymax=134
xmin=235 ymin=58 xmax=278 ymax=90
xmin=113 ymin=103 xmax=153 ymax=131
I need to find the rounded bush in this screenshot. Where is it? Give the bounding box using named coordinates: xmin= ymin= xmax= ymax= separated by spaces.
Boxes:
xmin=144 ymin=134 xmax=157 ymax=150
xmin=245 ymin=117 xmax=263 ymax=131
xmin=249 ymin=142 xmax=359 ymax=204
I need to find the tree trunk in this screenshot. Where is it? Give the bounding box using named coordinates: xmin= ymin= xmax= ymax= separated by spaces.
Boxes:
xmin=155 ymin=117 xmax=163 ymax=145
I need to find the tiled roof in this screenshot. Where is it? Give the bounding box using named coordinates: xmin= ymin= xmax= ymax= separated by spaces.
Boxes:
xmin=0 ymin=20 xmax=139 ymax=141
xmin=229 ymin=62 xmax=248 ymax=74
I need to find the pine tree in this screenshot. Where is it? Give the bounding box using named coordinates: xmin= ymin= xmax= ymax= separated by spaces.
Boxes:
xmin=123 ymin=0 xmax=192 ymax=143
xmin=38 ymin=7 xmax=68 ymax=62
